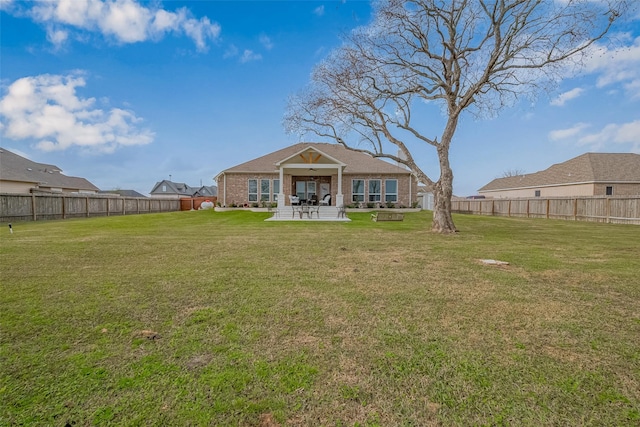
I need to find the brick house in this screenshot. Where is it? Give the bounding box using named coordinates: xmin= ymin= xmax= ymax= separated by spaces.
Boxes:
xmin=214 ymin=143 xmax=418 ymax=208
xmin=478 ymin=152 xmax=640 ymax=198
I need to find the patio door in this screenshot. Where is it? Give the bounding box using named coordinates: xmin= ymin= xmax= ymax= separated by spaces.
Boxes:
xmin=295 ymin=180 xmax=316 ymax=201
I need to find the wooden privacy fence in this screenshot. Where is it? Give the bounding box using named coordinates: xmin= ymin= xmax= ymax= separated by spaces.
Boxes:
xmin=0 ymin=193 xmax=180 ymax=222
xmin=451 ymin=196 xmax=640 ymax=225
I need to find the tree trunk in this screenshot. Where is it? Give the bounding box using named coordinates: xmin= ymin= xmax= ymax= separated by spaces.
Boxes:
xmin=429 ymin=113 xmax=458 ymax=233
xmin=431 ymin=178 xmax=457 ymax=233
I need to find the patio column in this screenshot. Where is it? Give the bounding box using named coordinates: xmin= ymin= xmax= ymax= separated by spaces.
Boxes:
xmin=277 ymin=166 xmax=285 ymax=207
xmin=336 ymin=165 xmax=344 ymax=207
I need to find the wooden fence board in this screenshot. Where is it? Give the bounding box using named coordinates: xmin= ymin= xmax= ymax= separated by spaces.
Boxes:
xmin=0 ymin=193 xmax=180 ymax=223
xmin=452 ymin=196 xmax=640 ymax=225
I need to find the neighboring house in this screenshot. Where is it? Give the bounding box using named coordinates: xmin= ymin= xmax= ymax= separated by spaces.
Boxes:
xmin=149 ymin=180 xmax=217 ymax=199
xmin=99 ymin=189 xmax=147 ymax=198
xmin=214 ymin=142 xmax=418 ymax=207
xmin=193 ymin=185 xmax=218 ymax=198
xmin=149 ymin=180 xmax=196 ymax=199
xmin=478 ymin=153 xmax=640 ymax=198
xmin=0 ymin=147 xmax=99 ymax=194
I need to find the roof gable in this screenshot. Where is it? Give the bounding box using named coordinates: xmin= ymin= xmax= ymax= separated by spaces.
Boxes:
xmin=276 ymin=146 xmax=346 ymax=167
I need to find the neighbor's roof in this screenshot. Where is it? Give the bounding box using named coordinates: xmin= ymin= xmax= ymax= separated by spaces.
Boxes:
xmin=479 ymin=153 xmax=640 ymax=192
xmin=218 ymin=142 xmax=412 ymax=175
xmin=0 ymin=147 xmax=100 ymax=191
xmin=149 ymin=179 xmax=196 ymax=195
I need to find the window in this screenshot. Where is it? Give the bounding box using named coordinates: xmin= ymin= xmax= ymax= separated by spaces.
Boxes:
xmin=162 ymin=185 xmax=167 ymax=192
xmin=606 ymin=186 xmax=613 ymax=196
xmin=352 ymin=179 xmax=364 ymax=202
xmin=368 ymin=179 xmax=381 ymax=202
xmin=384 ymin=179 xmax=397 ymax=202
xmin=248 ymin=179 xmax=258 ymax=202
xmin=260 ymin=179 xmax=270 ymax=201
xmin=534 ymin=190 xmax=541 ymax=197
xmin=273 ymin=179 xmax=280 ymax=201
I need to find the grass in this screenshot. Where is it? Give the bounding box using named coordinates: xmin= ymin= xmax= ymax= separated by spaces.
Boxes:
xmin=1 ymin=210 xmax=639 ymax=426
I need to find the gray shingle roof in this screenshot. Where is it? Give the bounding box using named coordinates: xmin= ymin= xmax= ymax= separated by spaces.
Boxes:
xmin=0 ymin=147 xmax=100 ymax=192
xmin=479 ymin=153 xmax=640 ymax=192
xmin=219 ymin=142 xmax=412 ymax=175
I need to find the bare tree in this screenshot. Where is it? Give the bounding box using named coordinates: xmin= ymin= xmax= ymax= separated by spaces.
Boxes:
xmin=502 ymin=169 xmax=526 ymax=178
xmin=285 ymin=0 xmax=628 ymax=233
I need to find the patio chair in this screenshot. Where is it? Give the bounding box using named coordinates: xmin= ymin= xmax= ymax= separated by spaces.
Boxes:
xmin=289 ymin=195 xmax=300 ymax=205
xmin=310 ymin=194 xmax=318 ymax=205
xmin=320 ymin=194 xmax=331 ymax=206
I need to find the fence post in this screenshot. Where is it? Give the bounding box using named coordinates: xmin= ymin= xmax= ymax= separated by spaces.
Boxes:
xmin=508 ymin=200 xmax=511 ymax=217
xmin=527 ymin=199 xmax=530 ymax=218
xmin=606 ymin=197 xmax=611 ymax=224
xmin=31 ymin=193 xmax=37 ymax=221
xmin=573 ymin=198 xmax=577 ymax=221
xmin=546 ymin=199 xmax=550 ymax=219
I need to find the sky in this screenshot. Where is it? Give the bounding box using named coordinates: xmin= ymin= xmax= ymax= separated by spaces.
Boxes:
xmin=1 ymin=0 xmax=639 ymax=197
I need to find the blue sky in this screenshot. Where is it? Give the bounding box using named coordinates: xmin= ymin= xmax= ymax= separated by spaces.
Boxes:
xmin=1 ymin=0 xmax=639 ymax=197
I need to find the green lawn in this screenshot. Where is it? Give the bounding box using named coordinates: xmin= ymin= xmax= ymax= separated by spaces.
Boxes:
xmin=1 ymin=211 xmax=639 ymax=426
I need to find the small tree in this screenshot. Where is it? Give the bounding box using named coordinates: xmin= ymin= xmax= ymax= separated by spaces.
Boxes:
xmin=502 ymin=169 xmax=526 ymax=178
xmin=285 ymin=0 xmax=627 ymax=233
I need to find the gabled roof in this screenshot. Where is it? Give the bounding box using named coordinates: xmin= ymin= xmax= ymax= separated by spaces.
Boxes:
xmin=193 ymin=185 xmax=217 ymax=197
xmin=479 ymin=153 xmax=640 ymax=192
xmin=218 ymin=142 xmax=412 ymax=175
xmin=149 ymin=179 xmax=196 ymax=196
xmin=0 ymin=147 xmax=99 ymax=192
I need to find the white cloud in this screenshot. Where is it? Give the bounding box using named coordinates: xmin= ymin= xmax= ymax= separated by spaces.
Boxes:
xmin=259 ymin=34 xmax=273 ymax=50
xmin=223 ymin=44 xmax=239 ymax=59
xmin=0 ymin=73 xmax=154 ymax=153
xmin=548 ymin=123 xmax=590 ymax=141
xmin=313 ymin=5 xmax=325 ymax=17
xmin=577 ymin=120 xmax=640 ymax=153
xmin=582 ymin=35 xmax=640 ymax=98
xmin=0 ymin=0 xmax=15 ymax=12
xmin=240 ymin=49 xmax=262 ymax=63
xmin=550 ymin=88 xmax=585 ymax=106
xmin=19 ymin=0 xmax=220 ymax=51
xmin=549 ymin=120 xmax=640 ymax=153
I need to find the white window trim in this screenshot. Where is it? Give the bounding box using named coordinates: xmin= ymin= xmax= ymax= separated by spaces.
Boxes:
xmin=384 ymin=179 xmax=398 ymax=203
xmin=248 ymin=179 xmax=258 ymax=202
xmin=352 ymin=179 xmax=364 ymax=202
xmin=368 ymin=179 xmax=381 ymax=202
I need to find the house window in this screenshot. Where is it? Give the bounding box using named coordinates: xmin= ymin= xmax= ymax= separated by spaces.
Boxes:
xmin=260 ymin=179 xmax=270 ymax=201
xmin=534 ymin=190 xmax=541 ymax=197
xmin=162 ymin=185 xmax=167 ymax=192
xmin=273 ymin=179 xmax=280 ymax=201
xmin=606 ymin=186 xmax=613 ymax=196
xmin=368 ymin=179 xmax=381 ymax=202
xmin=352 ymin=179 xmax=364 ymax=202
xmin=384 ymin=179 xmax=398 ymax=202
xmin=248 ymin=179 xmax=258 ymax=202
